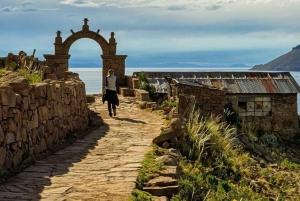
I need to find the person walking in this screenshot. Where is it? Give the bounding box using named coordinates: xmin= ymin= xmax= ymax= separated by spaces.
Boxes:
xmin=104 ymin=69 xmax=118 ymax=117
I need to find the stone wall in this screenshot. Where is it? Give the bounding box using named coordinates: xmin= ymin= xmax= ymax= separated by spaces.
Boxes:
xmin=177 ymin=84 xmax=226 ymax=118
xmin=0 ymin=77 xmax=89 ymax=170
xmin=226 ymin=94 xmax=298 ymax=139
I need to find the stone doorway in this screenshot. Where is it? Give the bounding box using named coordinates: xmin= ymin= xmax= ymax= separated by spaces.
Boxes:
xmin=43 ymin=18 xmax=127 ymax=90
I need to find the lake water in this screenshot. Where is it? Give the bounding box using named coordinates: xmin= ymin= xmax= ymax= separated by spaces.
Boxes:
xmin=70 ymin=67 xmax=300 ymax=114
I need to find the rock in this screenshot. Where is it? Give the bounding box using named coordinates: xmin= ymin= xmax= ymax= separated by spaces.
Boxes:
xmin=163 ymin=106 xmax=172 ymax=115
xmin=160 ymin=166 xmax=178 ymax=179
xmin=9 ymin=77 xmax=32 ymax=96
xmin=154 ymin=196 xmax=169 ymax=201
xmin=13 ymin=149 xmax=23 ymax=167
xmin=86 ymin=95 xmax=96 ymax=103
xmin=5 ymin=150 xmax=13 ymax=168
xmin=168 ymin=148 xmax=180 ymax=157
xmin=0 ymin=86 xmax=15 ymax=106
xmin=143 ymin=186 xmax=179 ymax=196
xmin=38 ymin=106 xmax=50 ymax=121
xmin=0 ymin=147 xmax=7 ymax=166
xmin=5 ymin=132 xmax=15 ymax=145
xmin=146 ymin=102 xmax=156 ymax=108
xmin=0 ymin=126 xmax=4 ymax=144
xmin=139 ymin=101 xmax=147 ymax=109
xmin=155 ymin=155 xmax=178 ymax=166
xmin=168 ymin=118 xmax=182 ymax=131
xmin=148 ymin=176 xmax=178 ymax=187
xmin=170 ymin=137 xmax=178 ymax=144
xmin=168 ymin=107 xmax=178 ymax=119
xmin=162 ymin=142 xmax=170 ymax=149
xmin=152 ymin=131 xmax=184 ymax=145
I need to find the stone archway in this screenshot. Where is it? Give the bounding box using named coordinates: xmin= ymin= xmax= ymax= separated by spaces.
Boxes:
xmin=43 ymin=18 xmax=127 ymax=90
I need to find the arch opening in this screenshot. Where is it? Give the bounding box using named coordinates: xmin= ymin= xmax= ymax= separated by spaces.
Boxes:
xmin=69 ymin=38 xmax=102 ymax=94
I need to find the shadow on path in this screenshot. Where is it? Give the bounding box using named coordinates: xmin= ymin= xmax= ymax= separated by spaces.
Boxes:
xmin=0 ymin=110 xmax=110 ymax=200
xmin=113 ymin=117 xmax=147 ymax=124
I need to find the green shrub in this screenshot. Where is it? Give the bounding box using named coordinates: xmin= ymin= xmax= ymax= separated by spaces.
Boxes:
xmin=162 ymin=100 xmax=178 ymax=108
xmin=135 ymin=145 xmax=165 ymax=189
xmin=5 ymin=62 xmax=18 ymax=71
xmin=137 ymin=71 xmax=157 ymax=101
xmin=280 ymin=158 xmax=300 ymax=170
xmin=18 ymin=69 xmax=42 ymax=84
xmin=128 ymin=189 xmax=153 ymax=201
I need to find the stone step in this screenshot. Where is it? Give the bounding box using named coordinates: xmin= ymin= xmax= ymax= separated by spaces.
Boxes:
xmin=147 ymin=176 xmax=178 ymax=187
xmin=160 ymin=166 xmax=178 ymax=179
xmin=119 ymin=87 xmax=135 ymax=97
xmin=143 ymin=185 xmax=179 ymax=196
xmin=154 ymin=196 xmax=169 ymax=201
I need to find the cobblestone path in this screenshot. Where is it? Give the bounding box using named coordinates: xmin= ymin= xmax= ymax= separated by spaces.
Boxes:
xmin=0 ymin=96 xmax=164 ymax=201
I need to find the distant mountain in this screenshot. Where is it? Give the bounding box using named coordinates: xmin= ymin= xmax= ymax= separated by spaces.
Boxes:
xmin=251 ymin=45 xmax=300 ymax=71
xmin=230 ymin=63 xmax=250 ymax=67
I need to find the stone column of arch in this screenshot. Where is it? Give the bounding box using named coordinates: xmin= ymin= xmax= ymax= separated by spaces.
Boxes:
xmin=43 ymin=18 xmax=127 ymax=92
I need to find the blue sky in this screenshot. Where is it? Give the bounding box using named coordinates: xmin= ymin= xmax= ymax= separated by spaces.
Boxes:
xmin=0 ymin=0 xmax=300 ymax=67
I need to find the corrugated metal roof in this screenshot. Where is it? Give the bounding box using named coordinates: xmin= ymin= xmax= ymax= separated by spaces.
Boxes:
xmin=132 ymin=71 xmax=300 ymax=94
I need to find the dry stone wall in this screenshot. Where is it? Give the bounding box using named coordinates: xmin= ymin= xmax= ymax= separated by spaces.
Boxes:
xmin=0 ymin=78 xmax=89 ymax=170
xmin=177 ymin=84 xmax=225 ymax=118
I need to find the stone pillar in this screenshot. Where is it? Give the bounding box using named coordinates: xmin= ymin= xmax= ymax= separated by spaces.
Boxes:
xmin=43 ymin=54 xmax=71 ymax=79
xmin=54 ymin=31 xmax=64 ymax=55
xmin=101 ymin=55 xmax=127 ymax=91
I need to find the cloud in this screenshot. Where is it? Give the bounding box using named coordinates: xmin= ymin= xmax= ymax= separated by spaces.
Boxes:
xmin=20 ymin=2 xmax=33 ymax=7
xmin=57 ymin=0 xmax=281 ymax=10
xmin=0 ymin=2 xmax=59 ymax=13
xmin=206 ymin=4 xmax=222 ymax=10
xmin=60 ymin=0 xmax=104 ymax=7
xmin=0 ymin=6 xmax=19 ymax=12
xmin=167 ymin=6 xmax=186 ymax=11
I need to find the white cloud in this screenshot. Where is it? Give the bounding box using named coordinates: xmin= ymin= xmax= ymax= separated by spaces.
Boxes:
xmin=0 ymin=6 xmax=19 ymax=12
xmin=60 ymin=0 xmax=104 ymax=7
xmin=57 ymin=0 xmax=298 ymax=10
xmin=0 ymin=1 xmax=59 ymax=12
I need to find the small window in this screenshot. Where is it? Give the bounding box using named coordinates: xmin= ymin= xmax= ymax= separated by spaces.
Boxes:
xmin=238 ymin=96 xmax=272 ymax=117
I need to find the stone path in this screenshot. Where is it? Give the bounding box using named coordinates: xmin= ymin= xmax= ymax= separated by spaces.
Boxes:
xmin=0 ymin=96 xmax=164 ymax=201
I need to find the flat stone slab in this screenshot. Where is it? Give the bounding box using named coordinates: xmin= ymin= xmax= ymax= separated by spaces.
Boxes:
xmin=143 ymin=185 xmax=179 ymax=196
xmin=147 ymin=176 xmax=178 ymax=187
xmin=160 ymin=166 xmax=178 ymax=178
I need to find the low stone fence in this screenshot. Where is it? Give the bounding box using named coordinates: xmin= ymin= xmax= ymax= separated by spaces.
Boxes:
xmin=176 ymin=83 xmax=225 ymax=118
xmin=0 ymin=77 xmax=89 ymax=170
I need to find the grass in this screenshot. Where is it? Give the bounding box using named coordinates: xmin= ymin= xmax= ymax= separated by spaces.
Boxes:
xmin=162 ymin=100 xmax=178 ymax=108
xmin=128 ymin=145 xmax=167 ymax=201
xmin=128 ymin=189 xmax=154 ymax=201
xmin=18 ymin=69 xmax=42 ymax=84
xmin=135 ymin=145 xmax=166 ymax=189
xmin=171 ymin=104 xmax=300 ymax=200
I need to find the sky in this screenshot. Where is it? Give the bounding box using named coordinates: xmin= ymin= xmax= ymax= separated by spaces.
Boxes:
xmin=0 ymin=0 xmax=300 ymax=67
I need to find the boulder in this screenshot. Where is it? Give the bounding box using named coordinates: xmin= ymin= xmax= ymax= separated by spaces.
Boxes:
xmin=9 ymin=77 xmax=32 ymax=96
xmin=168 ymin=118 xmax=183 ymax=131
xmin=152 ymin=131 xmax=184 ymax=145
xmin=139 ymin=101 xmax=147 ymax=109
xmin=86 ymin=95 xmax=96 ymax=103
xmin=155 ymin=155 xmax=177 ymax=166
xmin=162 ymin=142 xmax=170 ymax=149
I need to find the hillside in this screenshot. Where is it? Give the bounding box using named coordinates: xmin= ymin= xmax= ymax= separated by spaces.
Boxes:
xmin=252 ymin=45 xmax=300 ymax=71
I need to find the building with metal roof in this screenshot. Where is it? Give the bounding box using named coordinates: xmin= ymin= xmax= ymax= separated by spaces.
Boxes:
xmin=133 ymin=71 xmax=300 ymax=138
